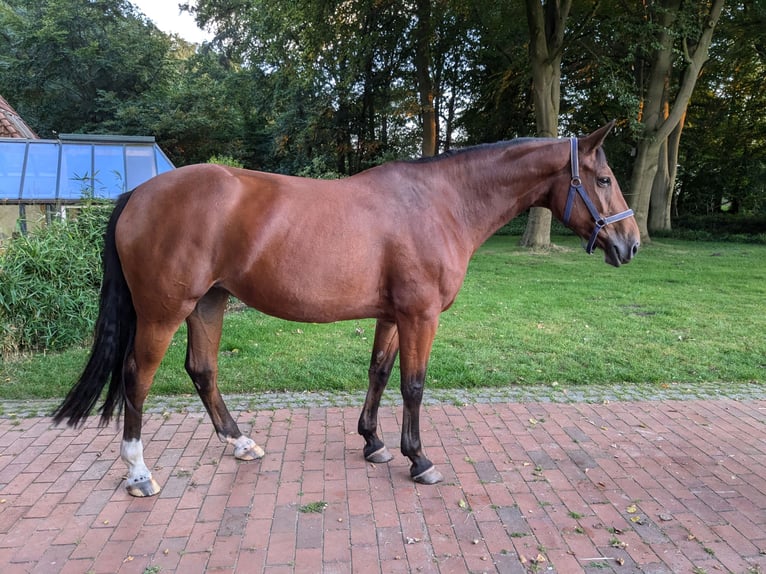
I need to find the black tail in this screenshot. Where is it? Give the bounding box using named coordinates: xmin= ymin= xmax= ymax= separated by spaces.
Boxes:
xmin=52 ymin=191 xmax=136 ymax=428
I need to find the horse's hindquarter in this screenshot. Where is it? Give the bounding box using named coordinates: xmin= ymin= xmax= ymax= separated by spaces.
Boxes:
xmin=116 ymin=166 xmax=239 ymax=321
xmin=116 ymin=164 xmax=471 ymax=324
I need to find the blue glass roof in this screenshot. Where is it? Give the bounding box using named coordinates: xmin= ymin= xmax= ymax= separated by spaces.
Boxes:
xmin=0 ymin=134 xmax=174 ymax=203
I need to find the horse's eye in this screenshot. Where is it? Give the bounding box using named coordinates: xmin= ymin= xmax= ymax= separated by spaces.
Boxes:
xmin=597 ymin=177 xmax=611 ymax=187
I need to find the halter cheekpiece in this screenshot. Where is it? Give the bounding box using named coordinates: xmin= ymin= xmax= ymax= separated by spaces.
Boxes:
xmin=562 ymin=137 xmax=634 ymax=254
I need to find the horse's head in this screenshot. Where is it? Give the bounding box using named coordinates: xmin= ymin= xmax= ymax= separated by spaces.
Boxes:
xmin=552 ymin=122 xmax=640 ymax=267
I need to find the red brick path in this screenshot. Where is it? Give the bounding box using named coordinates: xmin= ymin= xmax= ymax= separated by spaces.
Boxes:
xmin=1 ymin=398 xmax=765 ymax=573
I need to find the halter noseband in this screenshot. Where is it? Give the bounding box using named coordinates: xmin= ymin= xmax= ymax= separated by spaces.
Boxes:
xmin=562 ymin=137 xmax=634 ymax=254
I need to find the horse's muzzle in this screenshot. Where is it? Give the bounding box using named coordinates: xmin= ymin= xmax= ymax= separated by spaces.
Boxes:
xmin=605 ymin=238 xmax=640 ymax=267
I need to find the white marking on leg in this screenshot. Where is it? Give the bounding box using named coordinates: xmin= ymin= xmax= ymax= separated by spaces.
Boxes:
xmin=227 ymin=435 xmax=265 ymax=460
xmin=121 ymin=439 xmax=153 ymax=486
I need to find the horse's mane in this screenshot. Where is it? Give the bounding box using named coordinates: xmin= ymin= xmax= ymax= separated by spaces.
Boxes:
xmin=405 ymin=137 xmax=547 ymax=165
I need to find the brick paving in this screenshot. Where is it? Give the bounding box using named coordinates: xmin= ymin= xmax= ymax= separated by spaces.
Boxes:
xmin=1 ymin=394 xmax=765 ymax=573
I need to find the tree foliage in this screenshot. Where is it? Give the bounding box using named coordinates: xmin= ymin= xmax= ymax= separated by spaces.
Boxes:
xmin=0 ymin=0 xmax=171 ymax=135
xmin=678 ymin=1 xmax=766 ymax=217
xmin=0 ymin=0 xmax=764 ymax=227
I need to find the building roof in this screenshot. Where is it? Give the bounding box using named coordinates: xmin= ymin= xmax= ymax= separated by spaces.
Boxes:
xmin=0 ymin=95 xmax=38 ymax=139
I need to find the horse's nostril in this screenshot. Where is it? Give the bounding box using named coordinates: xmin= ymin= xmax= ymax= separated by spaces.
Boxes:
xmin=631 ymin=242 xmax=640 ymax=258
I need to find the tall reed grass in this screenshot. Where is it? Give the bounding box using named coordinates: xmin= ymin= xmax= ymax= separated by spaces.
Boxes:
xmin=0 ymin=202 xmax=109 ymax=354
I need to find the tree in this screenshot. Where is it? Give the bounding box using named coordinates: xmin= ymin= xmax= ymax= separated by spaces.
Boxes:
xmin=676 ymin=1 xmax=766 ymax=218
xmin=519 ymin=0 xmax=572 ymax=248
xmin=190 ymin=0 xmax=491 ymax=171
xmin=458 ymin=3 xmax=535 ymax=143
xmin=414 ymin=0 xmax=437 ymax=156
xmin=191 ymin=0 xmax=419 ymax=172
xmin=626 ymin=0 xmax=725 ymax=241
xmin=5 ymin=0 xmax=761 ymax=224
xmin=0 ymin=0 xmax=172 ymax=136
xmin=107 ymin=48 xmax=250 ymax=166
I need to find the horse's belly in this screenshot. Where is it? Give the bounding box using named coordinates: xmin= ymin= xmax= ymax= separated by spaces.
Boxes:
xmin=232 ymin=285 xmax=385 ymax=323
xmin=225 ymin=261 xmax=387 ymax=324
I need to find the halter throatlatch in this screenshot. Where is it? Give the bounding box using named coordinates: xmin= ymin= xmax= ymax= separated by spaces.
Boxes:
xmin=562 ymin=138 xmax=634 ymax=254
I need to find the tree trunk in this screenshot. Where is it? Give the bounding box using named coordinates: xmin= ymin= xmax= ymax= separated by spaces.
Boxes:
xmin=414 ymin=0 xmax=437 ymax=157
xmin=627 ymin=0 xmax=678 ymax=240
xmin=519 ymin=0 xmax=571 ymax=248
xmin=648 ymin=112 xmax=685 ymax=233
xmin=520 ymin=207 xmax=553 ymax=247
xmin=648 ymin=139 xmax=671 ymax=232
xmin=629 ymin=136 xmax=662 ymax=238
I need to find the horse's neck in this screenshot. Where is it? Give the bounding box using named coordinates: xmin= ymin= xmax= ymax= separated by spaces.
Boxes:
xmin=439 ymin=142 xmax=563 ymax=250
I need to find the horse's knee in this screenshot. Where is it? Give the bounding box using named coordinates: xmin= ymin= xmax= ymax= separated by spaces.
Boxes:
xmin=185 ymin=362 xmax=215 ymax=390
xmin=401 ymin=375 xmax=425 ymax=403
xmin=368 ymin=362 xmax=393 ymax=384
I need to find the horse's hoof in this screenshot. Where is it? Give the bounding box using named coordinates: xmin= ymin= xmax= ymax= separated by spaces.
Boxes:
xmin=230 ymin=435 xmax=265 ymax=461
xmin=235 ymin=443 xmax=265 ymax=461
xmin=365 ymin=445 xmax=394 ymax=464
xmin=412 ymin=465 xmax=443 ymax=485
xmin=126 ymin=476 xmax=161 ymax=497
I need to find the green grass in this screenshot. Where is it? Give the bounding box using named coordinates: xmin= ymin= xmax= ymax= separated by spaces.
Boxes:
xmin=1 ymin=235 xmax=764 ymax=400
xmin=298 ymin=501 xmax=328 ymax=513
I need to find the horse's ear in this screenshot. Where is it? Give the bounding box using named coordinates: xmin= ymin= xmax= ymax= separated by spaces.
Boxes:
xmin=579 ymin=120 xmax=616 ymax=154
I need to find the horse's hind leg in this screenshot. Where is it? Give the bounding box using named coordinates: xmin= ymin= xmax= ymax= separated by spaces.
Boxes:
xmin=122 ymin=320 xmax=179 ymax=497
xmin=358 ymin=319 xmax=399 ymax=463
xmin=186 ymin=288 xmax=264 ymax=461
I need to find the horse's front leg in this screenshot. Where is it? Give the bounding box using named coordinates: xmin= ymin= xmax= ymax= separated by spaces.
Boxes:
xmin=397 ymin=312 xmax=443 ymax=484
xmin=186 ymin=289 xmax=264 ymax=461
xmin=358 ymin=319 xmax=399 ymax=463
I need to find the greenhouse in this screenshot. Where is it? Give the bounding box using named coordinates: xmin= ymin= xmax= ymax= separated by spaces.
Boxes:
xmin=0 ymin=134 xmax=174 ymax=239
xmin=0 ymin=134 xmax=174 ymax=204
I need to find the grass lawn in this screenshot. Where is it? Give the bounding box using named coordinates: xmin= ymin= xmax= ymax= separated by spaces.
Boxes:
xmin=1 ymin=235 xmax=764 ymax=401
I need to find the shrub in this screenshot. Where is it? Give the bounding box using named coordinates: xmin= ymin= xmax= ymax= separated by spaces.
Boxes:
xmin=656 ymin=214 xmax=766 ymax=244
xmin=208 ymin=155 xmax=245 ymax=168
xmin=295 ymin=157 xmax=343 ymax=180
xmin=0 ymin=202 xmax=109 ymax=355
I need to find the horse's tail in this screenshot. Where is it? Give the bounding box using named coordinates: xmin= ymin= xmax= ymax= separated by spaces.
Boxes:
xmin=52 ymin=191 xmax=135 ymax=428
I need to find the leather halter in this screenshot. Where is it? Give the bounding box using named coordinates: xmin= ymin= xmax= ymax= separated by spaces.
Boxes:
xmin=563 ymin=138 xmax=634 ymax=254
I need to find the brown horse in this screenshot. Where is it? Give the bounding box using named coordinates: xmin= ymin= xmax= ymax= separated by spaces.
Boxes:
xmin=53 ymin=122 xmax=639 ymax=497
